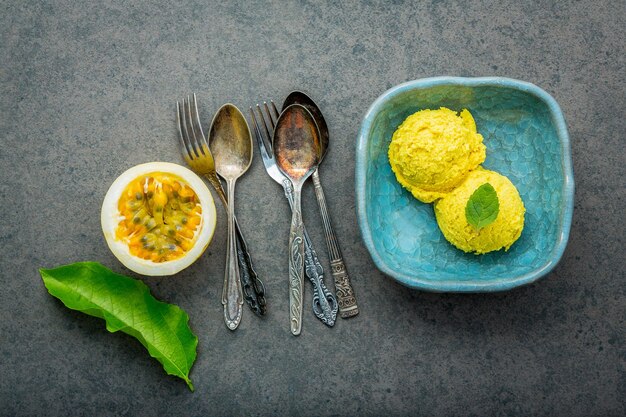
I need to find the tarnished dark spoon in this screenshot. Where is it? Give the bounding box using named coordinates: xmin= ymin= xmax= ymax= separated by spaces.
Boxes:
xmin=273 ymin=104 xmax=320 ymax=335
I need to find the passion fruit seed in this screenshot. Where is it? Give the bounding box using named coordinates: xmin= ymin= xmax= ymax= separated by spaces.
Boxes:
xmin=115 ymin=172 xmax=203 ymax=263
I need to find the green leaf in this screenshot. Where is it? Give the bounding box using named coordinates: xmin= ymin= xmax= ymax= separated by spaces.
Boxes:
xmin=39 ymin=262 xmax=198 ymax=391
xmin=465 ymin=183 xmax=500 ymax=229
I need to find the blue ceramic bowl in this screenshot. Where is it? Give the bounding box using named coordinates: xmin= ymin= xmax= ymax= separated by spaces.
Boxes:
xmin=355 ymin=77 xmax=574 ymax=292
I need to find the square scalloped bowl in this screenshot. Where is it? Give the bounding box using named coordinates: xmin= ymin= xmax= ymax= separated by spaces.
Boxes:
xmin=356 ymin=77 xmax=574 ymax=292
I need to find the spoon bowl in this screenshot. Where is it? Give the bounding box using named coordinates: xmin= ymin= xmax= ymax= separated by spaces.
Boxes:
xmin=209 ymin=104 xmax=253 ymax=178
xmin=273 ymin=104 xmax=320 ymax=181
xmin=282 ymin=91 xmax=329 ymax=161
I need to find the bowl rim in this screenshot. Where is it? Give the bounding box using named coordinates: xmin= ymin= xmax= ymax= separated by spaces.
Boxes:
xmin=355 ymin=76 xmax=575 ymax=292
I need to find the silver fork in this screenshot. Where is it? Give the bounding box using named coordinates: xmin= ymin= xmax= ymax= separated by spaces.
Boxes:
xmin=176 ymin=94 xmax=266 ymax=318
xmin=250 ymin=101 xmax=338 ymax=327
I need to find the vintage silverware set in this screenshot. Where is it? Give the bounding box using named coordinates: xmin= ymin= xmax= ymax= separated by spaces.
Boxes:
xmin=176 ymin=92 xmax=358 ymax=335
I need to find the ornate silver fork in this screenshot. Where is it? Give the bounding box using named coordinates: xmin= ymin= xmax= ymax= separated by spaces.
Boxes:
xmin=250 ymin=101 xmax=338 ymax=327
xmin=176 ymin=94 xmax=266 ymax=318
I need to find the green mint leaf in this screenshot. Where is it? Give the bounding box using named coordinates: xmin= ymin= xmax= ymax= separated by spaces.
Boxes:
xmin=465 ymin=183 xmax=500 ymax=229
xmin=40 ymin=262 xmax=198 ymax=391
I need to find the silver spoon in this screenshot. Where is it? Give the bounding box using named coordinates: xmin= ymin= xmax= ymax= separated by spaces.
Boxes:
xmin=282 ymin=91 xmax=359 ymax=318
xmin=273 ymin=104 xmax=320 ymax=335
xmin=209 ymin=103 xmax=253 ymax=330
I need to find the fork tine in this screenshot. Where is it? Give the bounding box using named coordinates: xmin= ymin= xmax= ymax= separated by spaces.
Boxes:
xmin=184 ymin=96 xmax=204 ymax=158
xmin=190 ymin=93 xmax=211 ymax=154
xmin=261 ymin=101 xmax=283 ymax=148
xmin=180 ymin=98 xmax=198 ymax=158
xmin=270 ymin=100 xmax=280 ymax=121
xmin=255 ymin=104 xmax=273 ymax=147
xmin=263 ymin=101 xmax=276 ymax=131
xmin=176 ymin=101 xmax=193 ymax=162
xmin=250 ymin=107 xmax=273 ymax=161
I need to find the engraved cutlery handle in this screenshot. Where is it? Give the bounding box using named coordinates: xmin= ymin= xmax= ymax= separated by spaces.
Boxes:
xmin=287 ymin=183 xmax=305 ymax=336
xmin=304 ymin=231 xmax=338 ymax=326
xmin=223 ymin=179 xmax=243 ymax=330
xmin=312 ymin=170 xmax=359 ymax=318
xmin=235 ymin=229 xmax=266 ymax=316
xmin=283 ymin=180 xmax=337 ymax=326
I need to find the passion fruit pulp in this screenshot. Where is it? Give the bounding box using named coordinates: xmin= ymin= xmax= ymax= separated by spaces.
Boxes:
xmin=101 ymin=162 xmax=216 ymax=276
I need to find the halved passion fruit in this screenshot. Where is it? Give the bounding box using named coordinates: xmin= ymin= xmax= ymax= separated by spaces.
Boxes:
xmin=101 ymin=162 xmax=217 ymax=276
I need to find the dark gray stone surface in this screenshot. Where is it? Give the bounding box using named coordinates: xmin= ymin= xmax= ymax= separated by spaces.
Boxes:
xmin=1 ymin=1 xmax=624 ymax=416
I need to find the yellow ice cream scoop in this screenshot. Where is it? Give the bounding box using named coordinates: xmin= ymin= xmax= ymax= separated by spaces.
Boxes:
xmin=434 ymin=168 xmax=525 ymax=254
xmin=388 ymin=107 xmax=486 ymax=203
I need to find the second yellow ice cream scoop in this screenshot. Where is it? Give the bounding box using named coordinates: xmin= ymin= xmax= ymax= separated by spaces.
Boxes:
xmin=434 ymin=168 xmax=525 ymax=254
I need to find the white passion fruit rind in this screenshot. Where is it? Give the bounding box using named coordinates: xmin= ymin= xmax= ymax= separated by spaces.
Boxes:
xmin=101 ymin=162 xmax=216 ymax=276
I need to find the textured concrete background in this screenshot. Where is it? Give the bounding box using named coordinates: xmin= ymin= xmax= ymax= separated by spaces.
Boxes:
xmin=1 ymin=1 xmax=624 ymax=416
